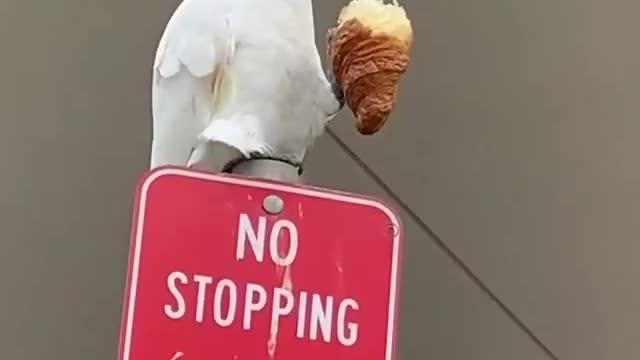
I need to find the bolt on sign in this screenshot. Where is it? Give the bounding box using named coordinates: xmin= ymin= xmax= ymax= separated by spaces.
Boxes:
xmin=118 ymin=167 xmax=404 ymax=360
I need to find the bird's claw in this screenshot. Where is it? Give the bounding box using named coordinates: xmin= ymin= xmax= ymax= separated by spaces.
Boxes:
xmin=325 ymin=26 xmax=345 ymax=109
xmin=330 ymin=74 xmax=345 ymax=109
xmin=325 ymin=66 xmax=345 ymax=109
xmin=326 ymin=26 xmax=337 ymax=44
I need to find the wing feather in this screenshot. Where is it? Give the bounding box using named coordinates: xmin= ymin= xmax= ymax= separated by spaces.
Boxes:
xmin=150 ymin=0 xmax=233 ymax=168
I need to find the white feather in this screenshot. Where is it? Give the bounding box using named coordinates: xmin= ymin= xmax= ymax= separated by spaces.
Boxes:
xmin=150 ymin=0 xmax=341 ymax=169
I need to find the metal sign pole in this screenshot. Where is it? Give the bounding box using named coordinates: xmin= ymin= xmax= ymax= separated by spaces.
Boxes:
xmin=188 ymin=141 xmax=301 ymax=183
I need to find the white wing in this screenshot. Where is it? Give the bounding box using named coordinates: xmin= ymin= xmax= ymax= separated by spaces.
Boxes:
xmin=150 ymin=0 xmax=234 ymax=168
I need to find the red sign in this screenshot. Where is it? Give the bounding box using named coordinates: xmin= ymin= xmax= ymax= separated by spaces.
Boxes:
xmin=118 ymin=166 xmax=403 ymax=360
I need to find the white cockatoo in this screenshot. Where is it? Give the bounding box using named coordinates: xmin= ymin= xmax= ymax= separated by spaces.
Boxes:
xmin=150 ymin=0 xmax=344 ymax=173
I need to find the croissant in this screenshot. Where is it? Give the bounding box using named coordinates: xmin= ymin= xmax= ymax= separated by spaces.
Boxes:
xmin=328 ymin=0 xmax=414 ymax=135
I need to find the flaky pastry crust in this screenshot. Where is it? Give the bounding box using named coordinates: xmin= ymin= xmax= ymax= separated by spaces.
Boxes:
xmin=328 ymin=0 xmax=413 ymax=135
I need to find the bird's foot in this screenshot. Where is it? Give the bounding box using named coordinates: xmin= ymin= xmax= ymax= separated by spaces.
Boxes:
xmin=327 ymin=69 xmax=345 ymax=110
xmin=325 ymin=26 xmax=345 ymax=109
xmin=326 ymin=26 xmax=337 ymax=44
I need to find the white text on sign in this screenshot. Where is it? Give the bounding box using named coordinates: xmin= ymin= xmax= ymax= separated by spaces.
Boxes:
xmin=163 ymin=213 xmax=360 ymax=347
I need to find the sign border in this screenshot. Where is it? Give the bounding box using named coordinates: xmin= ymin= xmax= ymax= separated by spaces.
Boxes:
xmin=118 ymin=166 xmax=404 ymax=360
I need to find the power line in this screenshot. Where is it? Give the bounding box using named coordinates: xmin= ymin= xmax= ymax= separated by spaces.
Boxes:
xmin=326 ymin=128 xmax=559 ymax=360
